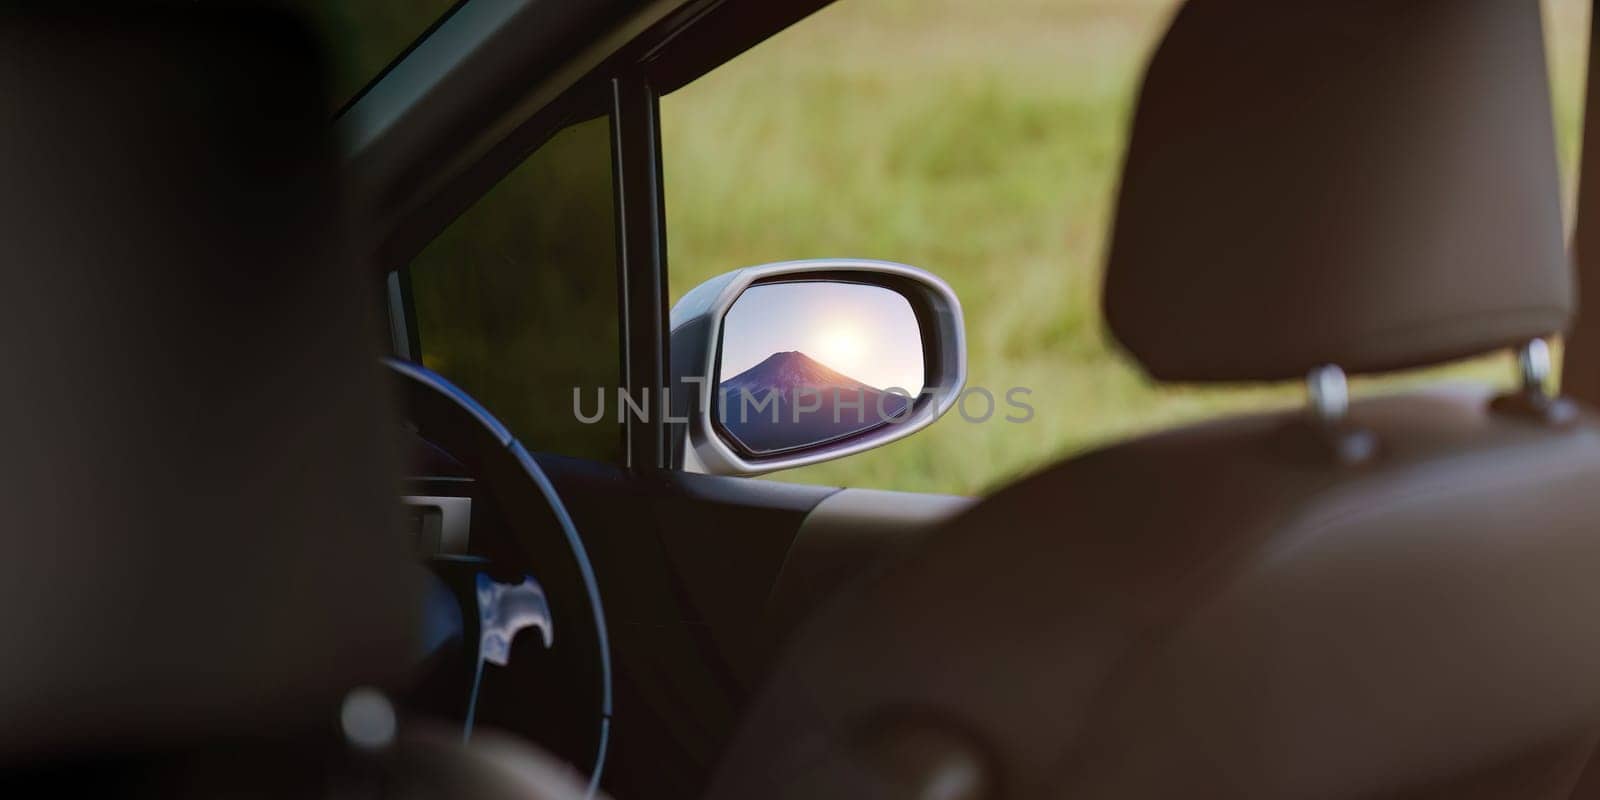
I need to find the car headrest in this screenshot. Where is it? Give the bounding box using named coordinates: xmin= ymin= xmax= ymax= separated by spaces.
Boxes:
xmin=0 ymin=9 xmax=421 ymax=762
xmin=1103 ymin=0 xmax=1571 ymax=383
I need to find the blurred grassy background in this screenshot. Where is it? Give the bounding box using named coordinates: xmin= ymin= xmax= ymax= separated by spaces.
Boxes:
xmin=662 ymin=0 xmax=1593 ymax=495
xmin=307 ymin=0 xmax=1594 ymax=496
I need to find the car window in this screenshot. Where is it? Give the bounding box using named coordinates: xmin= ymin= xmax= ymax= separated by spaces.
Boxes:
xmin=406 ymin=113 xmax=623 ymax=464
xmin=661 ymin=0 xmax=1590 ymax=495
xmin=297 ymin=0 xmax=460 ymax=106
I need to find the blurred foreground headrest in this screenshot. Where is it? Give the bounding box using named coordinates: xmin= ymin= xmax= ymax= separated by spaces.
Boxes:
xmin=0 ymin=6 xmax=421 ymax=763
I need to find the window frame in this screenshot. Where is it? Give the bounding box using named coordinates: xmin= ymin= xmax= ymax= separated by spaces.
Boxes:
xmin=362 ymin=0 xmax=837 ymax=471
xmin=387 ymin=72 xmax=668 ymax=469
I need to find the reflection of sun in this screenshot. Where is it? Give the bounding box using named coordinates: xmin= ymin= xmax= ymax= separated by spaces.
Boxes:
xmin=817 ymin=324 xmax=863 ymax=374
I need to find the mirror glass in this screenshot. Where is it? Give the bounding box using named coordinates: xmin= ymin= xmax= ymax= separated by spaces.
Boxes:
xmin=716 ymin=281 xmax=925 ymax=455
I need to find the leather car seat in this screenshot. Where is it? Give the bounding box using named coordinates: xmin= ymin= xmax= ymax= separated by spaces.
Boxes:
xmin=0 ymin=8 xmax=589 ymax=799
xmin=708 ymin=2 xmax=1600 ymax=798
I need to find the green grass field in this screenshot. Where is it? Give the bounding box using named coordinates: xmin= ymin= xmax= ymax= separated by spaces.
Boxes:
xmin=662 ymin=0 xmax=1593 ymax=496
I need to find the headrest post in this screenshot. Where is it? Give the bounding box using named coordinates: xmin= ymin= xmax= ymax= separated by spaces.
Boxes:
xmin=1306 ymin=364 xmax=1349 ymax=424
xmin=1491 ymin=337 xmax=1579 ymax=426
xmin=1300 ymin=364 xmax=1377 ymax=466
xmin=1518 ymin=337 xmax=1552 ymax=397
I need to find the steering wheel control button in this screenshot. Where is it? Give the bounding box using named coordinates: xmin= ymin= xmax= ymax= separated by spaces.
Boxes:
xmin=476 ymin=573 xmax=555 ymax=665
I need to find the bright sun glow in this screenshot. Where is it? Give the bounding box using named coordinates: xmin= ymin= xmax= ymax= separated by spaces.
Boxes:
xmin=816 ymin=324 xmax=864 ymax=375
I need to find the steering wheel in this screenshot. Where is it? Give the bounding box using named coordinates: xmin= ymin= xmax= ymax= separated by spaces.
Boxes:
xmin=385 ymin=358 xmax=612 ymax=797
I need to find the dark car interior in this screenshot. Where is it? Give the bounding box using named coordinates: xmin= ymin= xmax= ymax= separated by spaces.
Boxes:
xmin=12 ymin=1 xmax=1600 ymax=799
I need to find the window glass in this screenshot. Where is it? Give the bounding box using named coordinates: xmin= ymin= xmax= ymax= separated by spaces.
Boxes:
xmin=662 ymin=0 xmax=1589 ymax=495
xmin=408 ymin=114 xmax=623 ymax=463
xmin=1547 ymin=0 xmax=1592 ymax=218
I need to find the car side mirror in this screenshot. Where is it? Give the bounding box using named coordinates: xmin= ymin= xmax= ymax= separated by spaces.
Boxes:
xmin=669 ymin=259 xmax=966 ymax=476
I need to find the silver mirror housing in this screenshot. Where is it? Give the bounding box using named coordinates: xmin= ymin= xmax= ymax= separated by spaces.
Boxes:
xmin=668 ymin=259 xmax=967 ymax=476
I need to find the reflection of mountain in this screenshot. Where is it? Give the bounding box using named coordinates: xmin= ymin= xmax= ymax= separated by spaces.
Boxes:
xmin=719 ymin=351 xmax=910 ymax=454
